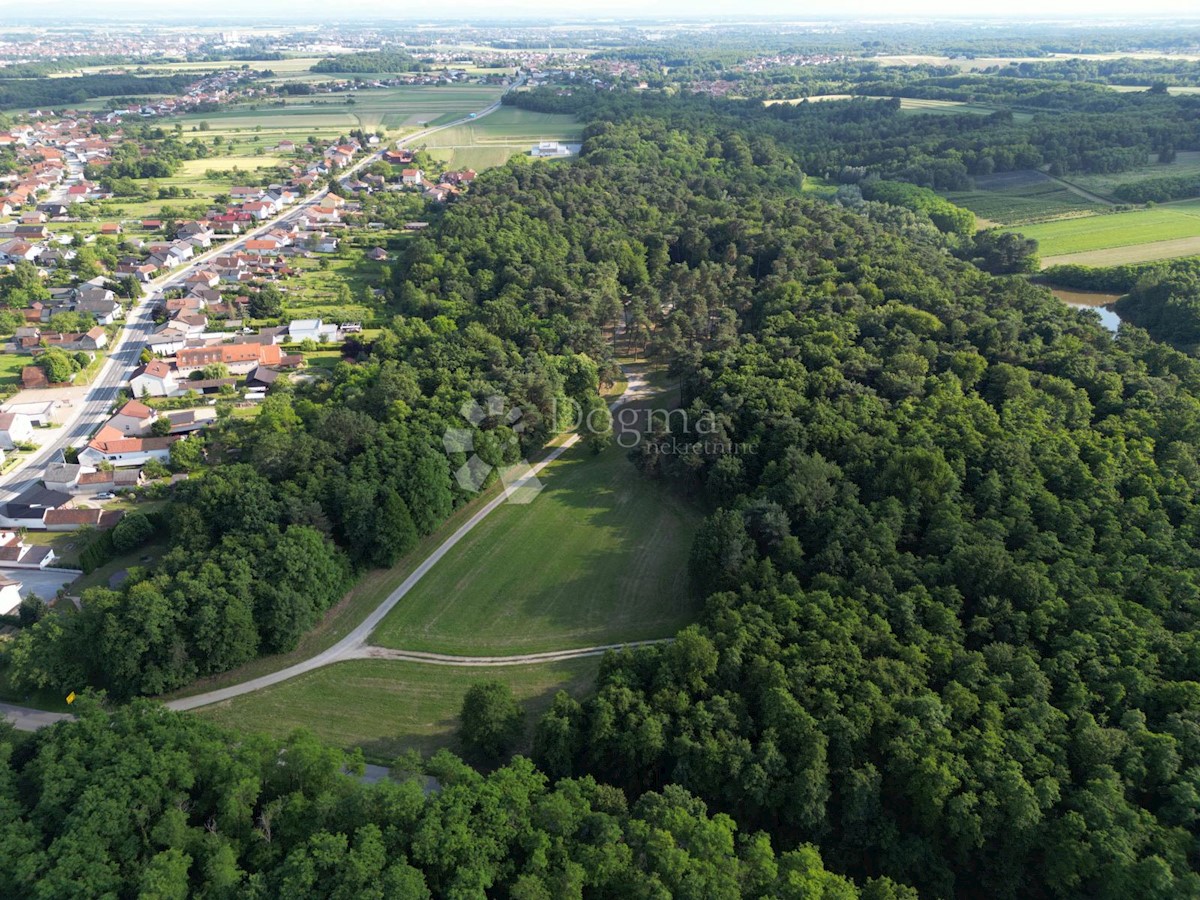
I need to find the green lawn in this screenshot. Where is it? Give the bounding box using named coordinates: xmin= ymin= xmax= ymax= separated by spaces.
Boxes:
xmin=1006 ymin=201 xmax=1200 ymax=256
xmin=370 ymin=434 xmax=701 ymax=656
xmin=423 ymin=107 xmax=581 ymax=170
xmin=0 ymin=353 xmax=27 ymax=386
xmin=196 ymin=657 xmax=599 ymax=762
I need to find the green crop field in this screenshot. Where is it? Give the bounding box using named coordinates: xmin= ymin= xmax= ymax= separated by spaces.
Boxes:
xmin=173 ymin=84 xmax=503 ymax=137
xmin=197 ymin=657 xmax=600 ymax=761
xmin=370 ymin=431 xmax=701 ymax=656
xmin=1007 ymin=200 xmax=1200 ymax=257
xmin=422 ymin=107 xmax=582 ymax=170
xmin=945 ymin=170 xmax=1101 ymax=225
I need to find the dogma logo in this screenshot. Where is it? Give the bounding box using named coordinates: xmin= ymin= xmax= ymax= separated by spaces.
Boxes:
xmin=441 ymin=395 xmax=545 ymax=504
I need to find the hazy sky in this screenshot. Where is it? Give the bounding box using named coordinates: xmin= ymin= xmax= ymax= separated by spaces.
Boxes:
xmin=5 ymin=0 xmax=1200 ymax=21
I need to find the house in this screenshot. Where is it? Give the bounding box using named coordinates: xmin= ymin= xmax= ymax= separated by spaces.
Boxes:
xmin=288 ymin=318 xmax=339 ymax=344
xmin=80 ymin=326 xmax=108 ymax=350
xmin=0 ymin=579 xmax=22 ymax=615
xmin=131 ymin=359 xmax=180 ymax=397
xmin=43 ymin=463 xmax=92 ymax=493
xmin=242 ymin=199 xmax=280 ymax=220
xmin=0 ymin=412 xmax=33 ymax=449
xmin=367 ymin=247 xmax=388 ymax=261
xmin=0 ymin=531 xmax=57 ymax=568
xmin=246 ymin=365 xmax=282 ymax=390
xmin=164 ymin=408 xmax=217 ymax=434
xmin=0 ymin=485 xmax=71 ymax=529
xmin=108 ymin=400 xmax=158 ymax=436
xmin=185 ymin=270 xmax=220 ymax=289
xmin=531 ymin=141 xmax=573 ymax=158
xmin=0 ymin=239 xmax=40 ymax=263
xmin=176 ymin=342 xmax=283 ymax=376
xmin=99 ymin=223 xmax=122 ymax=235
xmin=78 ymin=434 xmax=177 ymax=468
xmin=401 ymin=168 xmax=423 ymax=185
xmin=43 ymin=508 xmax=125 ymax=531
xmin=3 ymin=400 xmax=57 ymax=426
xmin=73 ymin=468 xmax=143 ymax=495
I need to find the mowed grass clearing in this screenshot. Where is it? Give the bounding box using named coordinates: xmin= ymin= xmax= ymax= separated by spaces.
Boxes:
xmin=370 ymin=434 xmax=701 ymax=656
xmin=1008 ymin=200 xmax=1200 ymax=258
xmin=422 ymin=107 xmax=582 ymax=170
xmin=196 ymin=657 xmax=600 ymax=762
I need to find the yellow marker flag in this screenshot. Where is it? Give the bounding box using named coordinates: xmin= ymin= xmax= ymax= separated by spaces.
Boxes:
xmin=65 ymin=692 xmax=76 ymax=705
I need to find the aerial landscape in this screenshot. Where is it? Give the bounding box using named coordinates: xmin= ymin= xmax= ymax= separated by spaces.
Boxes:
xmin=1 ymin=3 xmax=1200 ymax=897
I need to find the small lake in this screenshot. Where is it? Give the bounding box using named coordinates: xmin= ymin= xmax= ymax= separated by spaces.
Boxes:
xmin=1052 ymin=289 xmax=1122 ymax=334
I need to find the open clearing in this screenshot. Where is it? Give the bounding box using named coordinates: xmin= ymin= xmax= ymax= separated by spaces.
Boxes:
xmin=421 ymin=106 xmax=582 ymax=169
xmin=1007 ymin=200 xmax=1200 ymax=258
xmin=197 ymin=657 xmax=599 ymax=762
xmin=370 ymin=430 xmax=700 ymax=656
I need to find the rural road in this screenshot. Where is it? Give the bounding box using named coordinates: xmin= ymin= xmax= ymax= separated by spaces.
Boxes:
xmin=167 ymin=367 xmax=660 ymax=711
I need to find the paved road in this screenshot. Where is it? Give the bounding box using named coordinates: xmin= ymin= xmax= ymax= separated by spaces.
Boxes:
xmin=0 ymin=701 xmax=72 ymax=731
xmin=0 ymin=82 xmax=520 ymax=502
xmin=353 ymin=639 xmax=673 ymax=667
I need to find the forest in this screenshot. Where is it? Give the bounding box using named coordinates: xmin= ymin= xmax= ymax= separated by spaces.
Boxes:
xmin=8 ymin=36 xmax=1200 ymax=900
xmin=0 ymin=74 xmax=193 ymax=111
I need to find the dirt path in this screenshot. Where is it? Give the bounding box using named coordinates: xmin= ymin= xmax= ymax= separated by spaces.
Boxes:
xmin=166 ymin=366 xmax=661 ymax=712
xmin=1044 ymin=174 xmax=1116 ymax=207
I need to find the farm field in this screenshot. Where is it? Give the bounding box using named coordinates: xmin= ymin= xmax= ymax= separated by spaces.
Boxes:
xmin=197 ymin=657 xmax=600 ymax=761
xmin=1040 ymin=235 xmax=1200 ymax=268
xmin=1007 ymin=200 xmax=1200 ymax=259
xmin=370 ymin=428 xmax=701 ymax=656
xmin=173 ymin=84 xmax=503 ymax=138
xmin=421 ymin=107 xmax=583 ymax=170
xmin=1061 ymin=151 xmax=1200 ymax=198
xmin=945 ymin=169 xmax=1101 ymax=226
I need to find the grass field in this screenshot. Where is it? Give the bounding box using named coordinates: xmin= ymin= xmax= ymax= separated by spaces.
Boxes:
xmin=197 ymin=657 xmax=600 ymax=761
xmin=370 ymin=431 xmax=701 ymax=656
xmin=173 ymin=84 xmax=503 ymax=138
xmin=422 ymin=107 xmax=582 ymax=170
xmin=0 ymin=353 xmax=27 ymax=386
xmin=946 ymin=170 xmax=1101 ymax=226
xmin=1008 ymin=200 xmax=1200 ymax=258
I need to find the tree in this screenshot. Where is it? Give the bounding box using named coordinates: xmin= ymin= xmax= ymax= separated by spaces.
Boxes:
xmin=459 ymin=680 xmax=525 ymax=761
xmin=169 ymin=438 xmax=202 ymax=472
xmin=112 ymin=512 xmax=155 ymax=553
xmin=36 ymin=349 xmax=77 ymax=384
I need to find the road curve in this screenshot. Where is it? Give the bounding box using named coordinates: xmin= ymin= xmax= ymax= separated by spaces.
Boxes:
xmin=351 ymin=639 xmax=673 ymax=667
xmin=167 ymin=368 xmax=656 ymax=712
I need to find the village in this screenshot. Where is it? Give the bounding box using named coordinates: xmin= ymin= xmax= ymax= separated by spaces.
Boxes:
xmin=0 ymin=73 xmax=492 ymax=617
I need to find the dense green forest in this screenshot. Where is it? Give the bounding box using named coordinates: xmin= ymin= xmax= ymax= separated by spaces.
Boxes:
xmin=9 ymin=33 xmax=1200 ymax=900
xmin=0 ymin=701 xmax=907 ymax=898
xmin=0 ymin=74 xmax=193 ymax=110
xmin=310 ymin=51 xmax=427 ymax=74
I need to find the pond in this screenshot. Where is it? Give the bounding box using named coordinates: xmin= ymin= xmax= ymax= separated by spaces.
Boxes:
xmin=1052 ymin=289 xmax=1122 ymax=334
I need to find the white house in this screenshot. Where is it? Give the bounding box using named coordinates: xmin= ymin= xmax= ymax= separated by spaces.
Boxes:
xmin=3 ymin=401 xmax=57 ymax=426
xmin=531 ymin=141 xmax=573 ymax=158
xmin=108 ymin=400 xmax=158 ymax=436
xmin=78 ymin=435 xmax=176 ymax=468
xmin=288 ymin=318 xmax=340 ymax=343
xmin=130 ymin=359 xmax=179 ymax=397
xmin=0 ymin=411 xmax=33 ymax=450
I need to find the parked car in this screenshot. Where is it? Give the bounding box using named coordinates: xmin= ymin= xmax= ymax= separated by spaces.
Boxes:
xmin=95 ymin=492 xmax=114 ymax=500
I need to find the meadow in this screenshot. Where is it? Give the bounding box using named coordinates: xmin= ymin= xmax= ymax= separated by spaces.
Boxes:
xmin=370 ymin=428 xmax=701 ymax=656
xmin=1007 ymin=200 xmax=1200 ymax=261
xmin=197 ymin=657 xmax=601 ymax=761
xmin=421 ymin=106 xmax=583 ymax=170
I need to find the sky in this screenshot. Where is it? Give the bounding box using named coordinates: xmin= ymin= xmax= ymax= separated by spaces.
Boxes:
xmin=5 ymin=1 xmax=1200 ymax=22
